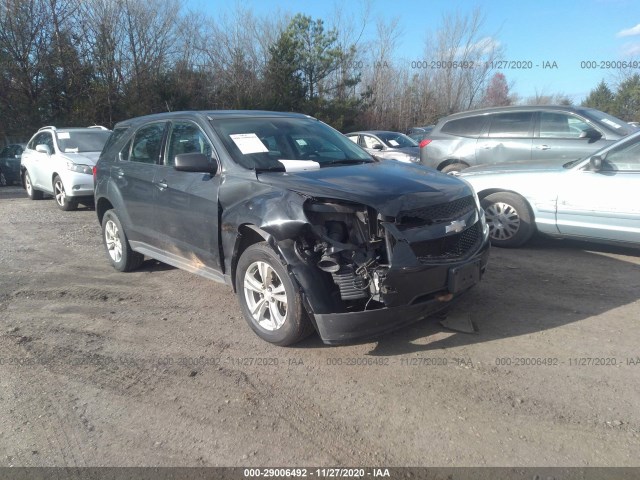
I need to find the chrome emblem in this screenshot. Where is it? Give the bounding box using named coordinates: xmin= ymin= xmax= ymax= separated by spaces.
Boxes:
xmin=445 ymin=219 xmax=466 ymax=234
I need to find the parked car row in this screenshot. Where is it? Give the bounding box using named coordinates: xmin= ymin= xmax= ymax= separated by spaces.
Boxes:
xmin=14 ymin=105 xmax=640 ymax=346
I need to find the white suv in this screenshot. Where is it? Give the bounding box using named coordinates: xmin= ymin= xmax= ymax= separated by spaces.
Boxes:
xmin=21 ymin=126 xmax=111 ymax=210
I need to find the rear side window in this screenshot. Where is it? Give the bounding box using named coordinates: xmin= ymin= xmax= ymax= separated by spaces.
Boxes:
xmin=488 ymin=112 xmax=534 ymax=137
xmin=441 ymin=116 xmax=486 ymax=137
xmin=129 ymin=123 xmax=166 ymax=164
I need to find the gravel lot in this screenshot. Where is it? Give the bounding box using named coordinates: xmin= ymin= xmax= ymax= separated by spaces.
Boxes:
xmin=1 ymin=184 xmax=639 ymax=468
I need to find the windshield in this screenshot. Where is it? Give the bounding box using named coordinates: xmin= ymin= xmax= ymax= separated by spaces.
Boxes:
xmin=55 ymin=130 xmax=111 ymax=153
xmin=376 ymin=132 xmax=419 ymax=148
xmin=211 ymin=117 xmax=372 ymax=171
xmin=582 ymin=109 xmax=636 ymax=136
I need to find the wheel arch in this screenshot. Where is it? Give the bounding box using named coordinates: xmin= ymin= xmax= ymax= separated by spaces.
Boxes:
xmin=476 ymin=188 xmax=536 ymax=219
xmin=96 ymin=197 xmax=115 ymax=225
xmin=230 ymin=224 xmax=273 ymax=292
xmin=438 ymin=159 xmax=470 ymax=171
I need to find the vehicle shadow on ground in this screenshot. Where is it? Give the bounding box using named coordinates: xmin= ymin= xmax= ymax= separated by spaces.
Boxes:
xmin=299 ymin=235 xmax=640 ymax=354
xmin=0 ymin=186 xmax=27 ymax=200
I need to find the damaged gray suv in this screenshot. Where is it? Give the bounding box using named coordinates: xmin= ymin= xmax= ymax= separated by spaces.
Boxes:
xmin=94 ymin=111 xmax=490 ymax=345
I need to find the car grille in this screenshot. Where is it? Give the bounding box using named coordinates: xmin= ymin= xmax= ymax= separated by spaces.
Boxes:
xmin=411 ymin=221 xmax=482 ymax=262
xmin=397 ymin=195 xmax=475 ymax=229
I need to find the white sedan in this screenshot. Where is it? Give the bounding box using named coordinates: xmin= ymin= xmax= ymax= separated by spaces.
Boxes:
xmin=460 ymin=131 xmax=640 ymax=248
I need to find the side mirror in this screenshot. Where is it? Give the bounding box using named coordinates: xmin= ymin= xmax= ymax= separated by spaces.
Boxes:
xmin=372 ymin=143 xmax=384 ymax=151
xmin=174 ymin=152 xmax=217 ymax=175
xmin=590 ymin=155 xmax=602 ymax=171
xmin=580 ymin=128 xmax=602 ymax=140
xmin=35 ymin=144 xmax=51 ymax=155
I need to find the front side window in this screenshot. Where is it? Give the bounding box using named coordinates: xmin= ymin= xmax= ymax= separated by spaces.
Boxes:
xmin=539 ymin=113 xmax=591 ymax=138
xmin=362 ymin=135 xmax=382 ymax=149
xmin=129 ymin=123 xmax=166 ymax=164
xmin=488 ymin=112 xmax=534 ymax=138
xmin=29 ymin=132 xmax=54 ymax=152
xmin=165 ymin=121 xmax=213 ymax=166
xmin=601 ymin=136 xmax=640 ymax=171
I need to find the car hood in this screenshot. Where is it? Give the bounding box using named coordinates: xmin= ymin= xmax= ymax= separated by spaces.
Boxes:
xmin=256 ymin=160 xmax=471 ymax=216
xmin=61 ymin=152 xmax=101 ymax=165
xmin=461 ymin=158 xmax=576 ymax=176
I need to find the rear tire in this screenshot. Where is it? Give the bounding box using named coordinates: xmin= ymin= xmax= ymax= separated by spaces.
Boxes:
xmin=101 ymin=209 xmax=144 ymax=272
xmin=24 ymin=171 xmax=43 ymax=200
xmin=481 ymin=192 xmax=535 ymax=248
xmin=236 ymin=242 xmax=313 ymax=346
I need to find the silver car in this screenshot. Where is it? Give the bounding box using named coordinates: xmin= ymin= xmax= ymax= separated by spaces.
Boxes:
xmin=346 ymin=131 xmax=420 ymax=163
xmin=21 ymin=126 xmax=111 ymax=210
xmin=460 ymin=130 xmax=640 ymax=248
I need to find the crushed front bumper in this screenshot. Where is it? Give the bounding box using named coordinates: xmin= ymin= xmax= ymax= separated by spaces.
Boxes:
xmin=312 ymin=239 xmax=490 ymax=344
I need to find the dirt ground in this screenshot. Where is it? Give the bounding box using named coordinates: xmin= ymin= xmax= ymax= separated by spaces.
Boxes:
xmin=1 ymin=184 xmax=639 ymax=468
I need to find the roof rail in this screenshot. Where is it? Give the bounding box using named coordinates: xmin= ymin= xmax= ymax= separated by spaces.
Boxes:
xmin=38 ymin=126 xmax=57 ymax=132
xmin=88 ymin=125 xmax=109 ymax=130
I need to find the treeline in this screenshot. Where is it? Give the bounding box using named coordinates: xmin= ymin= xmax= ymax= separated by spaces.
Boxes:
xmin=2 ymin=0 xmax=636 ymax=147
xmin=0 ymin=0 xmax=512 ymax=144
xmin=582 ymin=75 xmax=640 ymax=122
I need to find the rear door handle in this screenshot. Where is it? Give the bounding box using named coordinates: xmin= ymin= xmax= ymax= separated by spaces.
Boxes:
xmin=536 ymin=145 xmax=551 ymax=150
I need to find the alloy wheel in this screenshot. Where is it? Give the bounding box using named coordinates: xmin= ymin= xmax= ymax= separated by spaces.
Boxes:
xmin=104 ymin=219 xmax=123 ymax=263
xmin=243 ymin=260 xmax=288 ymax=331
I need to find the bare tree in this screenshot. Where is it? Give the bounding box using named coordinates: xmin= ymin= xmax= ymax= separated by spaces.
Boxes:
xmin=424 ymin=7 xmax=503 ymax=116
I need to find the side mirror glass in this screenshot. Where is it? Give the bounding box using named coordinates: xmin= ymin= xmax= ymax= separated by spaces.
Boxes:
xmin=174 ymin=152 xmax=217 ymax=175
xmin=36 ymin=144 xmax=51 ymax=155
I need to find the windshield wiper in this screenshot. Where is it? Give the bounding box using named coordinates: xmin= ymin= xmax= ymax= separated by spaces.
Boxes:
xmin=254 ymin=166 xmax=285 ymax=173
xmin=323 ymin=159 xmax=373 ymax=167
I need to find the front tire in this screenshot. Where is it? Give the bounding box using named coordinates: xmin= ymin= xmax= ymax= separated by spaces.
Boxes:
xmin=236 ymin=242 xmax=312 ymax=346
xmin=24 ymin=171 xmax=43 ymax=200
xmin=53 ymin=175 xmax=77 ymax=211
xmin=101 ymin=209 xmax=144 ymax=272
xmin=481 ymin=192 xmax=535 ymax=248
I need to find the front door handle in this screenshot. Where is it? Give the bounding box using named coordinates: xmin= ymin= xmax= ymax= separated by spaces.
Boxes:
xmin=536 ymin=145 xmax=551 ymax=150
xmin=154 ymin=180 xmax=168 ymax=191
